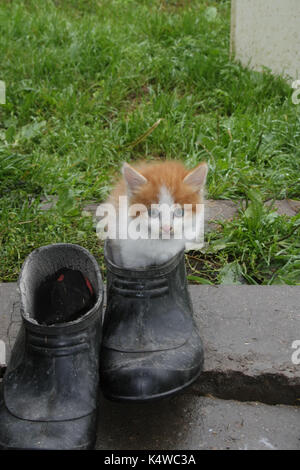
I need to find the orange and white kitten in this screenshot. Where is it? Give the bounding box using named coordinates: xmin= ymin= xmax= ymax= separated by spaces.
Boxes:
xmin=107 ymin=160 xmax=208 ymax=268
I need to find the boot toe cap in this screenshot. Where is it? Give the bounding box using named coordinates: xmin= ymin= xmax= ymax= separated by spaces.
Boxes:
xmin=0 ymin=386 xmax=97 ymax=450
xmin=101 ymin=365 xmax=202 ymax=402
xmin=100 ymin=332 xmax=204 ymax=402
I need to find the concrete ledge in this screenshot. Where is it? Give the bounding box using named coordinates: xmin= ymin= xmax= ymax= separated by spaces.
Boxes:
xmin=0 ymin=284 xmax=299 ymax=405
xmin=190 ymin=285 xmax=300 ymax=405
xmin=95 ymin=394 xmax=300 ymax=450
xmin=0 ymin=283 xmax=20 ymax=376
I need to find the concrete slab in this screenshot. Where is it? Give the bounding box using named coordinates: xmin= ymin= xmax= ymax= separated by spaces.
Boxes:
xmin=190 ymin=285 xmax=300 ymax=405
xmin=0 ymin=283 xmax=20 ymax=375
xmin=1 ymin=283 xmax=299 ymax=404
xmin=231 ymin=0 xmax=300 ymax=82
xmin=95 ymin=394 xmax=300 ymax=450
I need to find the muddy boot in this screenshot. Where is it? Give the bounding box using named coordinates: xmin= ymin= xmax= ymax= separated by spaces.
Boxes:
xmin=100 ymin=240 xmax=204 ymax=402
xmin=0 ymin=243 xmax=103 ymax=450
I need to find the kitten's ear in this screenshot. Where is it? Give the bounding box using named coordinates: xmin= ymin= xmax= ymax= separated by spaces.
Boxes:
xmin=183 ymin=162 xmax=208 ymax=189
xmin=122 ymin=162 xmax=147 ymax=193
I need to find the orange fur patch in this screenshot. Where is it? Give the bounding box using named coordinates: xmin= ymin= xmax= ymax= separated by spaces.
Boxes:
xmin=108 ymin=160 xmax=206 ymax=212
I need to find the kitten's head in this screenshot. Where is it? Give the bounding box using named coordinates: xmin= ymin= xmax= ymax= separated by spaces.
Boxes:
xmin=122 ymin=160 xmax=208 ymax=240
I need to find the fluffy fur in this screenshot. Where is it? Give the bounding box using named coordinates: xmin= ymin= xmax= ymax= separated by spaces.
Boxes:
xmin=106 ymin=160 xmax=208 ymax=268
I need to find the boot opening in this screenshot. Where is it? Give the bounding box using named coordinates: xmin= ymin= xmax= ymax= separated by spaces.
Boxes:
xmin=19 ymin=244 xmax=101 ymax=326
xmin=33 ymin=267 xmax=95 ymax=325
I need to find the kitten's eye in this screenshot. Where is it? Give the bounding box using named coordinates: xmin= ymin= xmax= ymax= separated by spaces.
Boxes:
xmin=148 ymin=207 xmax=160 ymax=218
xmin=174 ymin=207 xmax=184 ymax=217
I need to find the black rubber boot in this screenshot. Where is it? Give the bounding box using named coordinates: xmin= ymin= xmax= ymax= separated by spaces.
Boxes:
xmin=0 ymin=244 xmax=103 ymax=450
xmin=100 ymin=241 xmax=204 ymax=402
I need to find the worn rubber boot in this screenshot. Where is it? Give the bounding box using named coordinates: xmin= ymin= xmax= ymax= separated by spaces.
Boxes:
xmin=0 ymin=244 xmax=103 ymax=450
xmin=100 ymin=241 xmax=204 ymax=402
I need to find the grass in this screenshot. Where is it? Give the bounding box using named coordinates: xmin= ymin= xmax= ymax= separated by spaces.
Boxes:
xmin=0 ymin=0 xmax=299 ymax=284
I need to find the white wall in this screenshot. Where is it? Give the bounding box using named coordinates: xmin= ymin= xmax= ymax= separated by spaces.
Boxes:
xmin=231 ymin=0 xmax=300 ymax=81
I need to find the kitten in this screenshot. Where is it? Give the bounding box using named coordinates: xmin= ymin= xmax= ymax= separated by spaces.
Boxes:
xmin=105 ymin=160 xmax=208 ymax=268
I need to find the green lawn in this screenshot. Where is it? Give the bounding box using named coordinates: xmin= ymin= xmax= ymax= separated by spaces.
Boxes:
xmin=0 ymin=0 xmax=299 ymax=284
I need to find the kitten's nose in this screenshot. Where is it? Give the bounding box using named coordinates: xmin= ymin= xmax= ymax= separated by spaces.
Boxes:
xmin=162 ymin=224 xmax=172 ymax=233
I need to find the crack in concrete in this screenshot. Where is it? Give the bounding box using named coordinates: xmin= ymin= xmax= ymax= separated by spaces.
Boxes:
xmin=192 ymin=370 xmax=300 ymax=406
